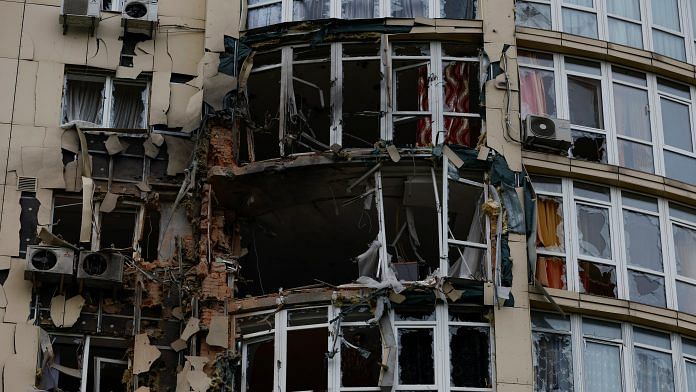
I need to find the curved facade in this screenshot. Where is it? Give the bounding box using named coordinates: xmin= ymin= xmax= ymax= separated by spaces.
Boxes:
xmin=0 ymin=0 xmax=694 ymax=390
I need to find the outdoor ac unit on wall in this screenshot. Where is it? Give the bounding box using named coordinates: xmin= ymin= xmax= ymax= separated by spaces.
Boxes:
xmin=523 ymin=114 xmax=572 ymax=153
xmin=59 ymin=0 xmax=101 ymax=35
xmin=77 ymin=251 xmax=125 ymax=287
xmin=24 ymin=246 xmax=76 ymax=281
xmin=122 ymin=0 xmax=158 ymax=32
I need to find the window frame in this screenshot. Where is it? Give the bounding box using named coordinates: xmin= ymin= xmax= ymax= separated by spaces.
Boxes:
xmin=63 ymin=72 xmax=150 ymax=131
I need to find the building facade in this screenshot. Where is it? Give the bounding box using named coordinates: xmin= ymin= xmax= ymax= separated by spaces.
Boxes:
xmin=0 ymin=0 xmax=692 ymax=390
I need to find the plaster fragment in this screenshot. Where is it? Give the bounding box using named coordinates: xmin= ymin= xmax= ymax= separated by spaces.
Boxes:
xmin=133 ymin=333 xmax=161 ymax=374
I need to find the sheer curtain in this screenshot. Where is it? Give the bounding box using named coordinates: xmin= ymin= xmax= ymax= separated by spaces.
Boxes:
xmin=293 ymin=0 xmax=329 ymax=20
xmin=391 ymin=0 xmax=428 ymax=18
xmin=562 ymin=8 xmax=598 ymax=39
xmin=111 ymin=83 xmax=146 ymax=129
xmin=62 ymin=78 xmax=104 ymax=127
xmin=634 ymin=348 xmax=675 ymax=392
xmin=584 ymin=342 xmax=622 ymax=391
xmin=342 ymin=0 xmax=378 ymax=18
xmin=247 ymin=4 xmax=282 ymax=29
xmin=533 ymin=332 xmax=573 ymax=391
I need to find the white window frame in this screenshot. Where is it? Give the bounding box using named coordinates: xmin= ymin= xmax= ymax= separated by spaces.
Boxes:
xmin=239 ymin=304 xmax=494 ymax=392
xmin=63 ymin=73 xmax=150 ymax=130
xmin=531 ymin=312 xmax=696 ymax=392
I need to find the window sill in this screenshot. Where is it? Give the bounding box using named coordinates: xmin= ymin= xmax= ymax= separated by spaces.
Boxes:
xmin=516 ymin=26 xmax=696 ymax=86
xmin=522 ymin=149 xmax=696 ymax=208
xmin=529 ymin=284 xmax=696 ymax=338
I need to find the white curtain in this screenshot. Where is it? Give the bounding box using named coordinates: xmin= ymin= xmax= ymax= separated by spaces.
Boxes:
xmin=584 ymin=342 xmax=622 ymax=392
xmin=686 ymin=362 xmax=696 ymax=391
xmin=608 ymin=18 xmax=643 ymax=48
xmin=293 ymin=0 xmax=329 ymax=20
xmin=651 ymin=0 xmax=680 ymax=30
xmin=247 ymin=4 xmax=282 ymax=29
xmin=634 ymin=348 xmax=675 ymax=392
xmin=391 ymin=0 xmax=428 ymax=18
xmin=562 ymin=8 xmax=598 ymax=39
xmin=62 ymin=79 xmax=104 ymax=127
xmin=652 ymin=30 xmax=686 ymax=61
xmin=111 ymin=82 xmax=146 ymax=129
xmin=607 ymin=0 xmax=640 ymax=19
xmin=342 ymin=0 xmax=378 ymax=18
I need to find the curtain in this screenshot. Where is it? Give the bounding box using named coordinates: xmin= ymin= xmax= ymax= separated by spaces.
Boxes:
xmin=562 ymin=8 xmax=598 ymax=39
xmin=62 ymin=79 xmax=104 ymax=127
xmin=607 ymin=0 xmax=640 ymax=19
xmin=533 ymin=332 xmax=573 ymax=392
xmin=449 ymin=202 xmax=485 ymax=279
xmin=247 ymin=4 xmax=281 ymax=29
xmin=536 ymin=197 xmax=563 ymax=250
xmin=651 ymin=0 xmax=679 ymax=30
xmin=391 ymin=0 xmax=427 ymax=18
xmin=584 ymin=342 xmax=622 ymax=392
xmin=674 ymin=225 xmax=696 ymax=279
xmin=653 ymin=30 xmax=686 ymax=61
xmin=634 ymin=348 xmax=675 ymax=392
xmin=293 ymin=0 xmax=329 ymax=20
xmin=443 ymin=62 xmax=473 ymax=146
xmin=342 ymin=0 xmax=377 ymax=18
xmin=416 ymin=65 xmax=432 ymax=146
xmin=608 ymin=18 xmax=643 ymax=48
xmin=520 ymin=67 xmax=555 ymax=118
xmin=686 ymin=361 xmax=696 ymax=390
xmin=111 ymin=83 xmax=146 ymax=129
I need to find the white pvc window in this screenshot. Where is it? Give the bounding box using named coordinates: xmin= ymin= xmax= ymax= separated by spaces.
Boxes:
xmin=520 ymin=50 xmax=696 ymax=186
xmin=239 ymin=304 xmax=493 ymax=392
xmin=246 ymin=0 xmax=477 ymax=28
xmin=62 ymin=73 xmax=149 ymax=130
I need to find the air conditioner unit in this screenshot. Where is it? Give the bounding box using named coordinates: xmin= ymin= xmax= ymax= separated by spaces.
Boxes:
xmin=77 ymin=251 xmax=124 ymax=287
xmin=24 ymin=246 xmax=75 ymax=281
xmin=523 ymin=114 xmax=572 ymax=153
xmin=59 ymin=0 xmax=101 ymax=34
xmin=121 ymin=0 xmax=158 ymax=32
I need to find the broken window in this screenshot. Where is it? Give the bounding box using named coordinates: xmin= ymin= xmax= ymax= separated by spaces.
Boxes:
xmin=446 ymin=163 xmax=488 ymax=279
xmin=293 ymin=0 xmax=330 ymax=20
xmin=516 ymin=1 xmax=552 ymax=29
xmin=448 ymin=308 xmax=491 ymax=388
xmin=566 ymin=59 xmax=606 ymax=163
xmin=340 ymin=43 xmax=382 ymax=148
xmin=287 ymin=46 xmax=332 ymax=153
xmin=340 ymin=324 xmax=381 ymax=388
xmin=391 ymin=43 xmax=432 ymax=147
xmin=441 ymin=44 xmax=481 ymax=146
xmin=244 ymin=49 xmax=282 ymax=162
xmin=582 ymin=319 xmax=623 ymax=391
xmin=247 ymin=0 xmax=282 ymax=29
xmin=85 ymin=133 xmax=146 ymax=184
xmin=519 ymin=50 xmax=557 ymax=119
xmin=62 ymin=71 xmax=149 ymax=130
xmin=52 ymin=194 xmax=83 ymax=246
xmin=341 ymin=0 xmax=379 ymax=18
xmin=534 ymin=176 xmax=566 ymax=289
xmin=531 ymin=312 xmax=573 ymax=392
xmin=99 ymin=203 xmax=138 ymax=251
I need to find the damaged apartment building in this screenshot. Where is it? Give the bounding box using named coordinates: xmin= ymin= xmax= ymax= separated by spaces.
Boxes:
xmin=0 ymin=0 xmax=696 ymax=389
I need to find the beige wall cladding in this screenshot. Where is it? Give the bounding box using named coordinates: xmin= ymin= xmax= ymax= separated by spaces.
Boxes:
xmin=0 ymin=125 xmax=10 ymax=186
xmin=494 ymin=306 xmax=534 ymax=385
xmin=167 ymin=31 xmax=205 ymax=76
xmin=86 ymin=14 xmax=124 ymax=70
xmin=205 ymin=0 xmax=241 ymax=51
xmin=158 ymin=0 xmax=206 ymax=20
xmin=12 ymin=60 xmax=38 ymax=127
xmin=0 ymin=0 xmax=23 ymax=60
xmin=35 ymin=61 xmax=64 ymax=127
xmin=20 ymin=4 xmax=88 ymax=64
xmin=6 ymin=125 xmax=46 ymax=176
xmin=0 ymin=187 xmax=19 ymax=257
xmin=3 ymin=259 xmax=32 ymax=322
xmin=0 ymin=58 xmax=18 ymax=124
xmin=4 ymin=324 xmax=38 ymax=391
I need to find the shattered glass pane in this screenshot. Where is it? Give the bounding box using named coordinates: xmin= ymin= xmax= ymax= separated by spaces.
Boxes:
xmin=394 ymin=60 xmax=430 ymax=112
xmin=63 ymin=78 xmax=105 ymax=125
xmin=673 ymin=225 xmax=696 ymax=279
xmin=516 ymin=1 xmax=552 ymax=29
xmin=449 ymin=326 xmax=491 ymax=387
xmin=247 ymin=66 xmax=281 ymax=161
xmin=584 ymin=341 xmax=622 ymax=392
xmin=238 ymin=314 xmax=275 ymax=335
xmin=634 ymin=347 xmax=675 ymax=392
xmin=532 ymin=332 xmax=573 ymax=392
xmin=448 ymin=245 xmax=486 ymax=280
xmin=536 ymin=195 xmax=564 ymax=252
xmin=578 ymin=261 xmax=617 ymax=298
xmin=393 ymin=115 xmax=431 ymax=147
xmin=536 ymin=256 xmax=566 ymax=289
xmin=677 ymin=281 xmax=696 ymax=315
xmin=628 ymin=270 xmax=666 ymax=307
xmin=112 ymin=156 xmax=144 ymax=182
xmin=287 ymin=307 xmax=327 ymax=327
xmin=245 ymin=336 xmax=274 ymax=392
xmin=531 ymin=312 xmax=571 ymax=331
xmin=576 ymin=204 xmax=611 ymax=259
xmin=571 ymin=129 xmax=607 ymax=163
xmin=290 ymin=60 xmax=332 ymax=153
xmin=341 ymin=305 xmax=373 ymax=322
xmin=341 ymin=325 xmax=381 ymax=387
xmin=448 ymin=307 xmax=489 ymax=322
xmin=100 ymin=208 xmax=137 ymax=250
xmin=398 ymin=328 xmax=435 ymax=385
xmin=286 ymin=328 xmax=329 ymax=391
xmin=623 ymin=210 xmax=662 ymax=271
xmin=111 ymin=81 xmax=146 ymax=129
xmin=520 ymin=66 xmax=557 ymax=119
xmin=448 ymin=179 xmax=485 ymax=240
xmin=392 ymin=42 xmax=430 ymax=56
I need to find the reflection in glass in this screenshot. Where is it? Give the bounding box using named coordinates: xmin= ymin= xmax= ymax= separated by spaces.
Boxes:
xmin=577 ymin=204 xmax=611 ymax=259
xmin=664 ymin=151 xmax=696 ymax=185
xmin=618 ymin=139 xmax=654 ymax=173
xmin=391 ymin=0 xmax=428 ymax=17
xmin=608 ymin=18 xmax=642 ymax=48
xmin=677 ymin=281 xmax=696 ymax=315
xmin=653 ymin=30 xmax=686 ymax=62
xmin=628 ymin=270 xmax=666 ymax=307
xmin=674 ymin=225 xmax=696 ymax=279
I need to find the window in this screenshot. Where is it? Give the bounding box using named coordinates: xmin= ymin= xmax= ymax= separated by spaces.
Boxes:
xmin=62 ymin=72 xmax=149 ymax=130
xmin=238 ymin=304 xmax=492 ymax=391
xmin=531 ymin=312 xmax=694 ymax=392
xmin=683 ymin=338 xmax=696 ymax=390
xmin=102 ymin=0 xmax=124 ymax=11
xmin=247 ymin=0 xmax=477 ymax=28
xmin=239 ymin=41 xmax=481 ymax=163
xmin=514 ymin=0 xmax=693 ymax=63
xmin=531 ymin=176 xmax=696 ymax=314
xmin=520 ymin=51 xmax=696 ymax=185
